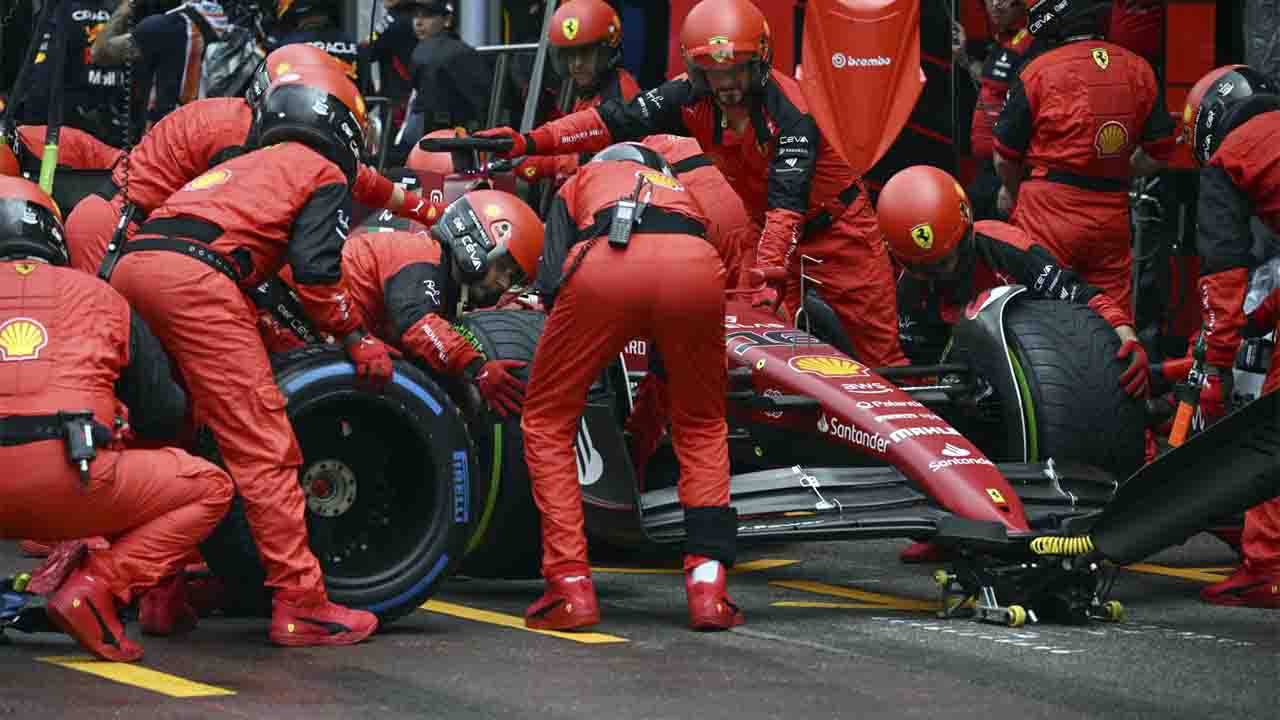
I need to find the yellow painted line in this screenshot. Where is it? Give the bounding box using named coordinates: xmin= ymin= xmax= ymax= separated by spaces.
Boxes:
xmin=771 ymin=579 xmax=938 ymax=611
xmin=1123 ymin=563 xmax=1230 ymax=584
xmin=591 ymin=558 xmax=801 ymax=575
xmin=420 ymin=600 xmax=627 ymax=644
xmin=772 ymin=601 xmax=916 ymax=611
xmin=37 ymin=656 xmax=235 ymax=698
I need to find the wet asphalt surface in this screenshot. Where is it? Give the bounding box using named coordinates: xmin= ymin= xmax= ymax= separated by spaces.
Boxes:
xmin=1 ymin=534 xmax=1277 ymax=720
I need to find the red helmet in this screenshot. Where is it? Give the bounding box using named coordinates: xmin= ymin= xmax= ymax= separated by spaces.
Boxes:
xmin=549 ymin=0 xmax=623 ymax=85
xmin=877 ymin=165 xmax=974 ymax=267
xmin=432 ymin=189 xmax=544 ymax=286
xmin=0 ymin=177 xmax=67 ymax=266
xmin=0 ymin=143 xmax=18 ymax=177
xmin=1182 ymin=64 xmax=1278 ymax=166
xmin=406 ymin=128 xmax=464 ymax=176
xmin=246 ymin=42 xmax=345 ymax=107
xmin=679 ymin=0 xmax=773 ymax=92
xmin=254 ymin=65 xmax=368 ymax=182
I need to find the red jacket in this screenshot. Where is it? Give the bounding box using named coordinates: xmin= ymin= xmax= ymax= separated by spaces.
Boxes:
xmin=146 ymin=142 xmax=361 ymax=338
xmin=994 ymin=40 xmax=1175 ymax=186
xmin=110 ymin=97 xmax=399 ymax=218
xmin=522 ymin=69 xmax=866 ymax=272
xmin=537 ymin=158 xmax=717 ymax=310
xmin=15 ymin=125 xmax=124 ymax=171
xmin=0 ymin=260 xmax=130 ymax=427
xmin=1195 ymin=107 xmax=1280 ymax=367
xmin=517 ymin=68 xmax=641 ymax=182
xmin=971 ymin=27 xmax=1032 ymax=160
xmin=1107 ymin=0 xmax=1164 ymax=66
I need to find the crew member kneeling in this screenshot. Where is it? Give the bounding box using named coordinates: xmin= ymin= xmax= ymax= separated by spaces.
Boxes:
xmin=521 ymin=142 xmax=742 ymax=632
xmin=0 ymin=177 xmax=232 ymax=662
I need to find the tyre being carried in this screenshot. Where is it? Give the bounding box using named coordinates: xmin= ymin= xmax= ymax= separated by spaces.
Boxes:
xmin=201 ymin=345 xmax=478 ymax=624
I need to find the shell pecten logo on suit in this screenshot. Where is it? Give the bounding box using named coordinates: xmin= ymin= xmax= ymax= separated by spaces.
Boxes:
xmin=0 ymin=317 xmax=49 ymax=361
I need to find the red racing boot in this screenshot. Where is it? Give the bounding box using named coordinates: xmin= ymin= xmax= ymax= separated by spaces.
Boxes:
xmin=269 ymin=593 xmax=379 ymax=647
xmin=1200 ymin=562 xmax=1280 ymax=609
xmin=46 ymin=571 xmax=144 ymax=662
xmin=684 ymin=555 xmax=743 ymax=631
xmin=525 ymin=572 xmax=600 ymax=631
xmin=139 ymin=574 xmax=198 ymax=636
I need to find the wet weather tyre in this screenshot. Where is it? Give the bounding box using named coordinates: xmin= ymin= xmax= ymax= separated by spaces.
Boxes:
xmin=453 ymin=309 xmax=546 ymax=580
xmin=1002 ymin=300 xmax=1146 ymax=479
xmin=201 ymin=345 xmax=479 ymax=624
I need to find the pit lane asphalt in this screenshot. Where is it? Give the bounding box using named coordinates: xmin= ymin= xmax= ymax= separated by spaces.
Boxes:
xmin=2 ymin=535 xmax=1276 ymax=720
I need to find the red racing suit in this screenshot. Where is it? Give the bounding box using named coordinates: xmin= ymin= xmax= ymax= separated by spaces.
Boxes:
xmin=64 ymin=97 xmax=414 ymax=275
xmin=513 ymin=69 xmax=907 ymax=368
xmin=523 ymin=159 xmax=734 ymax=578
xmin=1191 ymin=105 xmax=1280 ymax=572
xmin=110 ymin=142 xmax=365 ymax=604
xmin=258 ymin=217 xmax=485 ymax=383
xmin=898 ymin=220 xmax=1130 ymax=328
xmin=994 ymin=40 xmax=1175 ymax=325
xmin=0 ymin=260 xmax=232 ymax=605
xmin=12 ymin=125 xmax=124 ymax=173
xmin=1107 ymin=0 xmax=1165 ymax=66
xmin=514 ymin=68 xmax=640 ymax=184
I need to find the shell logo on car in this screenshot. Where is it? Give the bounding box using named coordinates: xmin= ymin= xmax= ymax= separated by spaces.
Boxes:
xmin=0 ymin=317 xmax=48 ymax=361
xmin=788 ymin=355 xmax=867 ymax=377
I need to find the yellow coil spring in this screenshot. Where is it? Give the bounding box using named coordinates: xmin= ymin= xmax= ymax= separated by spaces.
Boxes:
xmin=1030 ymin=535 xmax=1095 ymax=556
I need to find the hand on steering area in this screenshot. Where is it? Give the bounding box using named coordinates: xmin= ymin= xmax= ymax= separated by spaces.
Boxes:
xmin=1116 ymin=337 xmax=1150 ymax=399
xmin=473 ymin=359 xmax=527 ymax=418
xmin=473 ymin=127 xmax=526 ymax=159
xmin=344 ymin=331 xmax=397 ymax=391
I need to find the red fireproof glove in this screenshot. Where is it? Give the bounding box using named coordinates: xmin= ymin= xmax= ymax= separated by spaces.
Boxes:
xmin=473 ymin=359 xmax=527 ymax=417
xmin=473 ymin=127 xmax=527 ymax=159
xmin=1116 ymin=339 xmax=1149 ymax=398
xmin=399 ymin=190 xmax=442 ymax=227
xmin=345 ymin=331 xmax=396 ymax=390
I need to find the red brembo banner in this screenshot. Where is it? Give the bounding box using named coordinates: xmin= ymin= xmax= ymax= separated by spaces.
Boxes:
xmin=799 ymin=0 xmax=925 ymax=174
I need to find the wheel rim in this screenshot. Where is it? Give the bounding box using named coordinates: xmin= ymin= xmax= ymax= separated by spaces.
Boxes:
xmin=292 ymin=391 xmax=443 ymax=589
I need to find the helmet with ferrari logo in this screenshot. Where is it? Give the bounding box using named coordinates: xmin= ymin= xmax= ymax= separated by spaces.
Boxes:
xmin=1183 ymin=64 xmax=1279 ymax=167
xmin=589 ymin=141 xmax=674 ymax=177
xmin=254 ymin=64 xmax=368 ymax=183
xmin=876 ymin=165 xmax=974 ymax=274
xmin=431 ymin=189 xmax=544 ymax=307
xmin=548 ymin=0 xmax=624 ymax=94
xmin=1025 ymin=0 xmax=1108 ymax=43
xmin=0 ymin=177 xmax=67 ymax=266
xmin=245 ymin=42 xmax=345 ymax=108
xmin=679 ymin=0 xmax=773 ymax=95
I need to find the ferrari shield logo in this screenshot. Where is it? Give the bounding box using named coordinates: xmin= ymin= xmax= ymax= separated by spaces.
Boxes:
xmin=13 ymin=263 xmax=36 ymax=275
xmin=185 ymin=169 xmax=232 ymax=191
xmin=910 ymin=223 xmax=934 ymax=250
xmin=1091 ymin=48 xmax=1110 ymax=70
xmin=561 ymin=17 xmax=580 ymax=41
xmin=708 ymin=35 xmax=734 ymax=64
xmin=986 ymin=488 xmax=1008 ymax=505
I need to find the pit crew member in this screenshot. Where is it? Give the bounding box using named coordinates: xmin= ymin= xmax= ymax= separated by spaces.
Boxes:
xmin=994 ymin=0 xmax=1176 ymax=323
xmin=1179 ymin=64 xmax=1280 ymax=609
xmin=259 ymin=189 xmax=544 ymax=419
xmin=107 ymin=68 xmax=390 ymax=647
xmin=0 ymin=176 xmax=232 ymax=661
xmin=521 ymin=142 xmax=743 ymax=633
xmin=477 ymin=0 xmax=908 ymax=370
xmin=512 ymin=0 xmax=640 ymax=185
xmin=64 ymin=42 xmax=440 ymax=275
